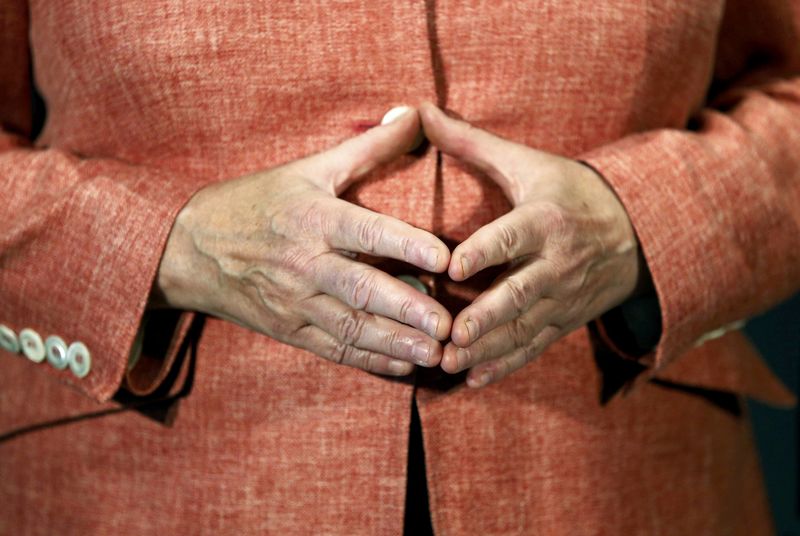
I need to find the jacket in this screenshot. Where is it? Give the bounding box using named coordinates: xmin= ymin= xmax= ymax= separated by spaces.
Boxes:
xmin=1 ymin=0 xmax=799 ymax=534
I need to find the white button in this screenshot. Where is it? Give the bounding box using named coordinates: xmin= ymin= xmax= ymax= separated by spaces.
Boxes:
xmin=45 ymin=336 xmax=69 ymax=370
xmin=67 ymin=341 xmax=92 ymax=378
xmin=0 ymin=324 xmax=20 ymax=354
xmin=19 ymin=328 xmax=45 ymax=363
xmin=381 ymin=106 xmax=413 ymax=125
xmin=381 ymin=106 xmax=424 ymax=151
xmin=397 ymin=275 xmax=429 ymax=296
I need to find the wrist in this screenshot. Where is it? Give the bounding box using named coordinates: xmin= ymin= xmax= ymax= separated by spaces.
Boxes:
xmin=576 ymin=160 xmax=643 ymax=302
xmin=150 ymin=195 xmax=206 ymax=311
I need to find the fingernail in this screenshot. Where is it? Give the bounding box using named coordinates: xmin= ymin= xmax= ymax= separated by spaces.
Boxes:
xmin=464 ymin=319 xmax=477 ymax=343
xmin=424 ymin=247 xmax=440 ymax=271
xmin=459 ymin=256 xmax=471 ymax=278
xmin=388 ymin=360 xmax=413 ymax=375
xmin=381 ymin=105 xmax=412 ymax=125
xmin=468 ymin=371 xmax=492 ymax=388
xmin=456 ymin=347 xmax=469 ymax=370
xmin=424 ymin=312 xmax=440 ymax=338
xmin=412 ymin=342 xmax=431 ymax=366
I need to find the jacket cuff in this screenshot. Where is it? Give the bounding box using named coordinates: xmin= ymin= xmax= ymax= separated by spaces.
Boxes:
xmin=593 ymin=293 xmax=662 ymax=362
xmin=578 ymin=129 xmax=752 ymax=374
xmin=123 ymin=310 xmax=196 ymax=397
xmin=0 ymin=155 xmax=211 ymax=402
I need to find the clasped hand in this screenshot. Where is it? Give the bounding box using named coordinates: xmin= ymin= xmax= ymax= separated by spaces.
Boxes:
xmin=155 ymin=104 xmax=643 ymax=387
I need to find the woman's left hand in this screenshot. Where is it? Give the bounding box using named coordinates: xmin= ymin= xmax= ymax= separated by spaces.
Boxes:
xmin=419 ymin=103 xmax=645 ymax=388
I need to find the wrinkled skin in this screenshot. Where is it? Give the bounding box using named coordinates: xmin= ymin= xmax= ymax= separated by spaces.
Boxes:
xmin=154 ymin=108 xmax=452 ymax=376
xmin=418 ymin=103 xmax=644 ymax=387
xmin=154 ymin=104 xmax=644 ymax=387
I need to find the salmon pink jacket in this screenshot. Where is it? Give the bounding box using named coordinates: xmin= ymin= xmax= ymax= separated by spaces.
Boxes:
xmin=1 ymin=1 xmax=799 ymax=534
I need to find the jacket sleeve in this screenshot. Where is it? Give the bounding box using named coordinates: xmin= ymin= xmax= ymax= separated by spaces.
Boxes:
xmin=579 ymin=0 xmax=800 ymax=375
xmin=0 ymin=1 xmax=204 ymax=402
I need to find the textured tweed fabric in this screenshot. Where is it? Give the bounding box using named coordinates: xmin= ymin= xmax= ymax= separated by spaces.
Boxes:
xmin=1 ymin=0 xmax=799 ymax=534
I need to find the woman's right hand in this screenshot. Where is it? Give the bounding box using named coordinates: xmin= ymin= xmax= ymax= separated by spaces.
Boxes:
xmin=153 ymin=107 xmax=452 ymax=376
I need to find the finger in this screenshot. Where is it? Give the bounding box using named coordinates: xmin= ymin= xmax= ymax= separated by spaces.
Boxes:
xmin=419 ymin=102 xmax=527 ymax=200
xmin=466 ymin=325 xmax=562 ymax=388
xmin=306 ymin=105 xmax=422 ymax=195
xmin=325 ymin=200 xmax=450 ymax=273
xmin=292 ymin=325 xmax=415 ymax=376
xmin=441 ymin=298 xmax=558 ymax=373
xmin=418 ymin=102 xmax=506 ymax=176
xmin=312 ymin=253 xmax=453 ymax=340
xmin=448 ymin=207 xmax=545 ymax=281
xmin=450 ymin=261 xmax=556 ymax=347
xmin=303 ymin=294 xmax=442 ymax=367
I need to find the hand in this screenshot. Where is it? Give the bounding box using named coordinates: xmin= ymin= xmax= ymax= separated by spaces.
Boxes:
xmin=419 ymin=103 xmax=644 ymax=387
xmin=154 ymin=107 xmax=452 ymax=376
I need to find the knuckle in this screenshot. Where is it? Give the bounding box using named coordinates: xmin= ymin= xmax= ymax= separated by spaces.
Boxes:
xmin=508 ymin=319 xmax=531 ymax=349
xmin=542 ymin=257 xmax=562 ymax=280
xmin=335 ymin=309 xmax=365 ymax=345
xmin=398 ymin=234 xmax=413 ymax=262
xmin=361 ymin=354 xmax=384 ymax=374
xmin=522 ymin=340 xmax=541 ymax=364
xmin=524 ymin=327 xmax=558 ymax=364
xmin=497 ymin=223 xmax=520 ymax=258
xmin=470 ymin=338 xmax=488 ymax=363
xmin=349 ymin=269 xmax=377 ymax=310
xmin=502 ymin=358 xmax=515 ymax=379
xmin=382 ymin=330 xmax=403 ymax=355
xmin=479 ymin=247 xmax=490 ymax=270
xmin=293 ymin=199 xmax=328 ymax=234
xmin=537 ymin=202 xmax=569 ymax=237
xmin=479 ymin=306 xmax=497 ymax=332
xmin=396 ymin=295 xmax=414 ymax=324
xmin=329 ymin=340 xmax=349 ymax=365
xmin=276 ymin=320 xmax=296 ymax=341
xmin=543 ymin=324 xmax=562 ymax=343
xmin=281 ymin=247 xmax=315 ymax=276
xmin=355 ymin=214 xmax=385 ymax=254
xmin=504 ymin=277 xmax=529 ymax=316
xmin=338 ymin=342 xmax=365 ymax=368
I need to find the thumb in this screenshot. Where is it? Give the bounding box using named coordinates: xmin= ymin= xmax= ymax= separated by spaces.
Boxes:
xmin=419 ymin=102 xmax=519 ymax=191
xmin=308 ymin=105 xmax=423 ymax=196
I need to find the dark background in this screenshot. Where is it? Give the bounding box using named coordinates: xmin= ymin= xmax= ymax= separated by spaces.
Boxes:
xmin=747 ymin=293 xmax=800 ymax=535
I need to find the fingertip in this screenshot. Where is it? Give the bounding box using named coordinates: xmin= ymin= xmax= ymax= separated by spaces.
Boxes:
xmin=466 ymin=367 xmax=493 ymax=388
xmin=432 ymin=310 xmax=453 ymax=341
xmin=448 ymin=252 xmax=473 ymax=281
xmin=447 ymin=262 xmax=463 ymax=281
xmin=417 ymin=236 xmax=449 ymax=273
xmin=450 ymin=318 xmax=473 ymax=347
xmin=427 ymin=341 xmax=444 ymax=368
xmin=466 ymin=373 xmax=485 ymax=388
xmin=441 ymin=343 xmax=459 ymax=374
xmin=449 ymin=240 xmax=480 ymax=280
xmin=431 ymin=245 xmax=451 ymax=273
xmin=421 ymin=243 xmax=450 ymax=274
xmin=418 ymin=102 xmax=447 ymax=143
